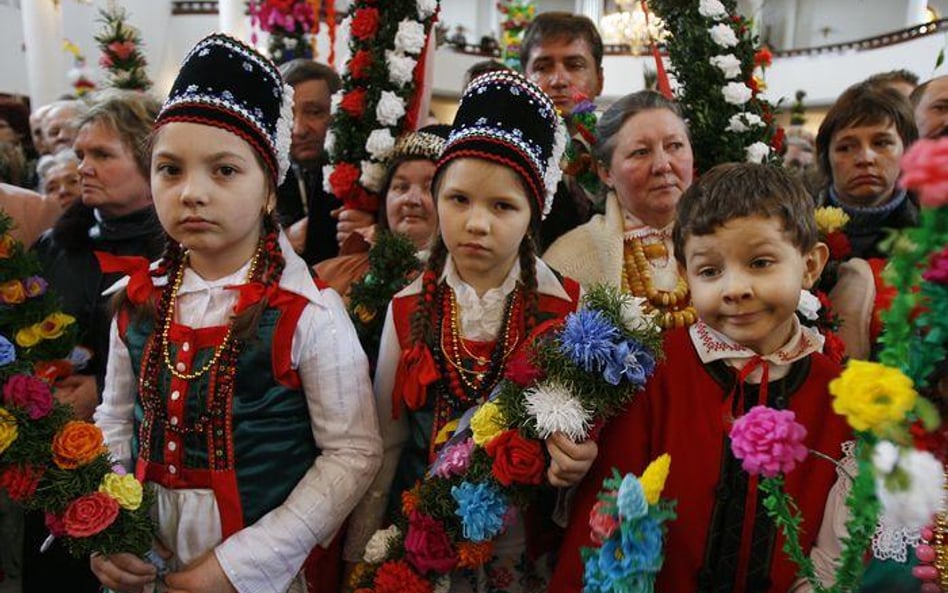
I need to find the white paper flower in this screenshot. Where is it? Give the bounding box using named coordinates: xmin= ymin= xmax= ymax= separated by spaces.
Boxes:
xmin=620 ymin=296 xmax=653 ymax=333
xmin=875 ymin=447 xmax=945 ymax=530
xmin=745 ymin=141 xmax=771 ymax=163
xmin=433 ymin=575 xmax=451 ymax=593
xmin=417 ymin=0 xmax=438 ymax=19
xmin=709 ymin=54 xmax=742 ymax=79
xmin=386 ymin=50 xmax=417 ymax=88
xmin=709 ymin=23 xmax=739 ymax=48
xmin=360 ymin=160 xmax=386 ymax=192
xmin=330 ymin=90 xmax=343 ymax=116
xmin=872 ymin=441 xmax=900 ymax=474
xmin=275 ymin=83 xmax=294 ymax=185
xmin=394 ymin=19 xmax=427 ymax=55
xmin=324 ymin=129 xmax=336 ymax=159
xmin=376 ymin=91 xmax=407 ymax=127
xmin=363 ymin=525 xmax=401 ymax=563
xmin=322 ymin=164 xmax=334 ymax=194
xmin=365 ymin=128 xmax=396 ymax=161
xmin=722 ymin=81 xmax=753 ymax=105
xmin=525 ymin=381 xmax=592 ymax=441
xmin=796 ymin=289 xmax=821 ymax=321
xmin=699 ymin=0 xmax=728 ymax=20
xmin=725 ymin=112 xmax=765 ymax=133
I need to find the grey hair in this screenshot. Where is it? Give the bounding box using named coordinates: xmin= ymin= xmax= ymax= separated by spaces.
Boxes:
xmin=37 ymin=148 xmax=79 ymax=187
xmin=593 ymin=91 xmax=688 ymax=166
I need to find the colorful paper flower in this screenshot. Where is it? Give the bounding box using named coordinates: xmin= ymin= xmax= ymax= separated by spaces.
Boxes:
xmin=386 ymin=50 xmax=417 ymax=88
xmin=451 ymin=481 xmax=507 ymax=542
xmin=350 ymin=7 xmax=381 ymax=41
xmin=640 ymin=454 xmax=671 ymax=505
xmin=830 ymin=360 xmax=917 ymax=433
xmin=730 ymin=405 xmax=808 ymax=478
xmin=36 ymin=312 xmax=75 ymax=340
xmin=722 ymin=81 xmax=753 ymax=105
xmin=456 ymin=540 xmax=493 ymax=569
xmin=394 ymin=19 xmax=427 ymax=55
xmin=589 ymin=500 xmax=620 ymax=544
xmin=0 ymin=407 xmax=18 ymax=454
xmin=484 ymin=429 xmax=545 ymax=487
xmin=617 ymin=474 xmax=648 ymax=520
xmin=3 ymin=374 xmax=54 ymax=420
xmin=745 ymin=141 xmax=771 ymax=163
xmin=698 ymin=0 xmax=728 ymax=19
xmin=524 ymin=381 xmax=591 ymax=441
xmin=710 ymin=54 xmax=741 ymax=79
xmin=376 ymin=90 xmax=407 ymax=127
xmin=348 ymin=49 xmax=372 ymax=80
xmin=339 ymin=88 xmax=367 ymax=118
xmin=63 ymin=492 xmax=120 ymax=538
xmin=99 ymin=472 xmax=143 ymax=511
xmin=14 ymin=326 xmax=41 ymax=348
xmin=923 ymin=246 xmax=948 ymax=284
xmin=329 ymin=162 xmax=360 ymax=199
xmin=0 ymin=280 xmax=26 ymax=305
xmin=709 ymin=23 xmax=738 ymax=47
xmin=0 ymin=335 xmax=15 ymax=367
xmin=363 ymin=525 xmax=401 ymax=564
xmin=873 ymin=443 xmax=945 ymax=530
xmin=814 ymin=206 xmax=850 ymax=235
xmin=0 ymin=464 xmax=44 ymax=502
xmin=604 ymin=339 xmax=656 ymax=387
xmin=470 ymin=401 xmax=505 ymax=446
xmin=899 ymin=137 xmax=948 ymax=208
xmin=52 ymin=421 xmax=106 ymax=470
xmin=404 ymin=511 xmax=458 ymax=574
xmin=558 ymin=309 xmax=619 ymax=373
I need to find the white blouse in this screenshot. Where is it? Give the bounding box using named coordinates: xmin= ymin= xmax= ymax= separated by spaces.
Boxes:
xmin=94 ymin=234 xmax=382 ymax=593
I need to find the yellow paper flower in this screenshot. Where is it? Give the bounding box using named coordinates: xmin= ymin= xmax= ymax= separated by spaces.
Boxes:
xmin=99 ymin=472 xmax=143 ymax=510
xmin=470 ymin=401 xmax=506 ymax=446
xmin=830 ymin=360 xmax=916 ymax=433
xmin=15 ymin=325 xmax=41 ymax=348
xmin=814 ymin=207 xmax=851 ymax=235
xmin=0 ymin=280 xmax=26 ymax=305
xmin=0 ymin=234 xmax=15 ymax=259
xmin=0 ymin=407 xmax=18 ymax=454
xmin=640 ymin=453 xmax=671 ymax=505
xmin=36 ymin=312 xmax=76 ymax=340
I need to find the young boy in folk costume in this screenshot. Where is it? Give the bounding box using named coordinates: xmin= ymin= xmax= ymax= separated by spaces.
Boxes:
xmin=344 ymin=71 xmax=595 ymax=591
xmin=90 ymin=34 xmax=382 ymax=593
xmin=551 ymin=163 xmax=853 ymax=593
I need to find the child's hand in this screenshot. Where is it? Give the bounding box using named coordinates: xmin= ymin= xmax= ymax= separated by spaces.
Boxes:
xmin=545 ymin=432 xmax=599 ymax=488
xmin=90 ymin=552 xmax=158 ymax=593
xmin=54 ymin=374 xmax=98 ymax=421
xmin=165 ymin=552 xmax=236 ymax=593
xmin=286 ymin=217 xmax=308 ymax=255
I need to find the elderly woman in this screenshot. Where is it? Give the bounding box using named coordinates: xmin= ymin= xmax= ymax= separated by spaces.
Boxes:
xmin=544 ymin=91 xmax=696 ymax=330
xmin=815 ymin=81 xmax=918 ymax=258
xmin=37 ymin=148 xmax=81 ymax=211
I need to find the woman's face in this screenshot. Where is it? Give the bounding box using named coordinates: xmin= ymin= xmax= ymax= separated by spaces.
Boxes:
xmin=75 ymin=120 xmax=151 ymax=218
xmin=829 ymin=119 xmax=904 ymax=208
xmin=385 ymin=159 xmax=437 ymax=249
xmin=601 ymin=108 xmax=693 ymax=229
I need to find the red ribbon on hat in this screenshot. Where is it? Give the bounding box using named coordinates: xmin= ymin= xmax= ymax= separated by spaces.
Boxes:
xmin=95 ymin=252 xmax=154 ymax=305
xmin=392 ymin=343 xmax=439 ymax=419
xmin=641 ymin=0 xmax=673 ymax=99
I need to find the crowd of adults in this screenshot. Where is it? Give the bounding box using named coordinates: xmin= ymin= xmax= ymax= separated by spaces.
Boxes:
xmin=0 ymin=10 xmax=945 ymax=593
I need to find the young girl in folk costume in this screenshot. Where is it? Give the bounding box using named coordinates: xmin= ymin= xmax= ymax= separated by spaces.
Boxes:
xmin=90 ymin=34 xmax=381 ymax=593
xmin=345 ymin=71 xmax=594 ymax=591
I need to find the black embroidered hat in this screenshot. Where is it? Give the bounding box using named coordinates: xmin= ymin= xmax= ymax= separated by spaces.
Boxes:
xmin=154 ymin=33 xmax=293 ymax=185
xmin=438 ymin=70 xmax=566 ymax=220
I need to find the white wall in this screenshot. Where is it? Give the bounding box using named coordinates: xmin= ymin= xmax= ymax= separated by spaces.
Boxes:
xmin=0 ymin=2 xmax=29 ymax=97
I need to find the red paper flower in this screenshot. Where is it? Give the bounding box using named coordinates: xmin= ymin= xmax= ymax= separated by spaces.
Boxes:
xmin=63 ymin=492 xmax=120 ymax=538
xmin=504 ymin=349 xmax=543 ymax=387
xmin=923 ymin=246 xmax=948 ymax=285
xmin=484 ymin=429 xmax=545 ymax=486
xmin=824 ymin=231 xmax=852 ymax=261
xmin=822 ymin=330 xmax=846 ymax=364
xmin=348 ymin=50 xmax=373 ymax=80
xmin=107 ymin=41 xmax=136 ymax=61
xmin=329 ymin=162 xmax=361 ymax=199
xmin=404 ymin=511 xmax=458 ymax=574
xmin=2 ymin=374 xmax=53 ymax=420
xmin=0 ymin=464 xmax=44 ymax=502
xmin=373 ymin=560 xmax=432 ymax=593
xmin=770 ymin=126 xmax=785 ymax=154
xmin=899 ymin=137 xmax=948 ymax=208
xmin=588 ymin=499 xmax=619 ymax=544
xmin=457 ymin=541 xmax=493 ymax=569
xmin=339 ymin=88 xmax=367 ymax=118
xmin=754 ymin=47 xmax=773 ymax=68
xmin=44 ymin=511 xmax=66 ymax=537
xmin=350 ymin=7 xmax=381 ymax=41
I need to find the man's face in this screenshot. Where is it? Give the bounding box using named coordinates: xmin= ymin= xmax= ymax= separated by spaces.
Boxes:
xmin=524 ymin=36 xmax=603 ymax=113
xmin=915 ymin=77 xmax=948 ymax=139
xmin=289 ymin=78 xmax=332 ymax=169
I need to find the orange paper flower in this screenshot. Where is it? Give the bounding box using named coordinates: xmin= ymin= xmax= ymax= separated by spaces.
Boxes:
xmin=401 ymin=486 xmax=420 ymax=516
xmin=0 ymin=280 xmax=26 ymax=305
xmin=52 ymin=421 xmax=106 ymax=469
xmin=0 ymin=235 xmax=15 ymax=259
xmin=457 ymin=540 xmax=494 ymax=569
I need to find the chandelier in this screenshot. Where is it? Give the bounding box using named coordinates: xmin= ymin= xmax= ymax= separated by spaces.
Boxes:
xmin=599 ymin=0 xmax=668 ymax=51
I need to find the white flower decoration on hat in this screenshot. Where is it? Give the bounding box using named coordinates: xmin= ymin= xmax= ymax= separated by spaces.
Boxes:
xmin=275 ymin=83 xmax=294 ymax=185
xmin=376 ymin=91 xmax=407 ymax=127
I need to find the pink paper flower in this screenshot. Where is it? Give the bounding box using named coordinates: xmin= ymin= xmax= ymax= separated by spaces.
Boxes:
xmin=899 ymin=137 xmax=948 ymax=208
xmin=588 ymin=499 xmax=619 ymax=544
xmin=923 ymin=246 xmax=948 ymax=285
xmin=404 ymin=510 xmax=458 ymax=574
xmin=107 ymin=41 xmax=136 ymax=61
xmin=433 ymin=438 xmax=474 ymax=478
xmin=730 ymin=405 xmax=808 ymax=478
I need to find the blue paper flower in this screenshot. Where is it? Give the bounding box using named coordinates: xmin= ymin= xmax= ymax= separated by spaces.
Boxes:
xmin=0 ymin=335 xmax=16 ymax=367
xmin=559 ymin=309 xmax=619 ymax=373
xmin=598 ymin=537 xmax=634 ymax=583
xmin=451 ymin=481 xmax=507 ymax=542
xmin=617 ymin=474 xmax=648 ymax=520
xmin=582 ymin=556 xmax=611 ymax=593
xmin=621 ymin=517 xmax=664 ymax=573
xmin=604 ymin=339 xmax=657 ymax=386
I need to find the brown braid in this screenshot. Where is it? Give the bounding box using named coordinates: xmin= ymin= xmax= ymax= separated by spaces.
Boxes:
xmin=409 ymin=235 xmax=449 ymax=347
xmin=517 ymin=233 xmax=539 ymax=336
xmin=232 ymin=212 xmax=284 ymax=341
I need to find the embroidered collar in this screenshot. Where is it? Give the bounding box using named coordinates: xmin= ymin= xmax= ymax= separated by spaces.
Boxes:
xmin=621 ymin=206 xmax=675 ymax=241
xmin=690 ymin=317 xmax=824 ymax=382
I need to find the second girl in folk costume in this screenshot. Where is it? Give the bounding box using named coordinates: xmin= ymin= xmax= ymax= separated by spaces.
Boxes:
xmin=345 ymin=71 xmax=588 ymax=591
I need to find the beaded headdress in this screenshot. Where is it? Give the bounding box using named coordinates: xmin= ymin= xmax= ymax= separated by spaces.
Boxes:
xmin=438 ymin=70 xmax=567 ymax=220
xmin=154 ymin=33 xmax=293 ymax=186
xmin=390 ymin=124 xmax=451 ymax=164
